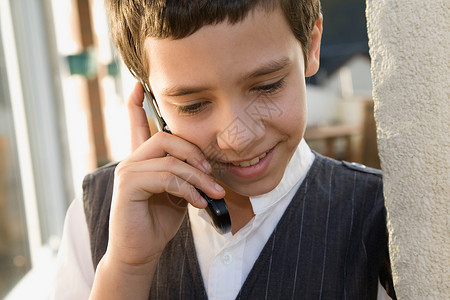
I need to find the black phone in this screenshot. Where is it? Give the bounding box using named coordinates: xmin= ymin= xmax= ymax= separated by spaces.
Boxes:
xmin=140 ymin=82 xmax=231 ymax=234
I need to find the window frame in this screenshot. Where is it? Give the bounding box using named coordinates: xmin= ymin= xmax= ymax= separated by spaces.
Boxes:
xmin=1 ymin=0 xmax=72 ymax=298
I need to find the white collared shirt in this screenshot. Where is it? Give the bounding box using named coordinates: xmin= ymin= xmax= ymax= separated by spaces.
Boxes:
xmin=188 ymin=139 xmax=314 ymax=300
xmin=52 ymin=140 xmax=391 ymax=300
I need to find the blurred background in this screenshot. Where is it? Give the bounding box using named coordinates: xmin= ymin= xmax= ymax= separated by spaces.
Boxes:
xmin=0 ymin=0 xmax=379 ymax=298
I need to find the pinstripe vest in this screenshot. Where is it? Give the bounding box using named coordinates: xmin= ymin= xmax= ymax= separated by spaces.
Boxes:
xmin=83 ymin=153 xmax=396 ymax=299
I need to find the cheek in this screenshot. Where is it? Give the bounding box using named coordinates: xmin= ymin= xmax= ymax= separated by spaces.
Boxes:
xmin=272 ymin=68 xmax=307 ymax=132
xmin=163 ymin=113 xmax=214 ymax=149
xmin=275 ymin=88 xmax=307 ymax=137
xmin=156 ymin=104 xmax=193 ymax=138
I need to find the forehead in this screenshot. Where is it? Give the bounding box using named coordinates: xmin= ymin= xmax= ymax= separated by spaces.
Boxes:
xmin=145 ymin=6 xmax=303 ymax=92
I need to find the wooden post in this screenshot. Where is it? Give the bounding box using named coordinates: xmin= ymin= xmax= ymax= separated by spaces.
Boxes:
xmin=75 ymin=0 xmax=109 ymax=167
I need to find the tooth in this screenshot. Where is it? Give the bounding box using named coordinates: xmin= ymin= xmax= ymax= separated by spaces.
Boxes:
xmin=249 ymin=157 xmax=259 ymax=165
xmin=240 ymin=161 xmax=251 ymax=167
xmin=230 ymin=151 xmax=267 ymax=167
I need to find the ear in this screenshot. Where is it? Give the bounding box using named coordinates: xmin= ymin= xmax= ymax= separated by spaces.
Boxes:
xmin=305 ymin=15 xmax=323 ymax=77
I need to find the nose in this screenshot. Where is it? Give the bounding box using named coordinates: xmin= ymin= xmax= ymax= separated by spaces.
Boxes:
xmin=216 ymin=101 xmax=266 ymax=154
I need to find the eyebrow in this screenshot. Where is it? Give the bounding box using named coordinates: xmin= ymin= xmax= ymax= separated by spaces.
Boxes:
xmin=161 ymin=85 xmax=213 ymax=97
xmin=160 ymin=56 xmax=291 ymax=97
xmin=241 ymin=56 xmax=291 ymax=82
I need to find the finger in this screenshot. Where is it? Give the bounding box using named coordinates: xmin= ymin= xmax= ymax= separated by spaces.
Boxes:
xmin=130 ymin=132 xmax=212 ymax=174
xmin=164 ymin=174 xmax=207 ymax=208
xmin=127 ymin=81 xmax=151 ymax=151
xmin=120 ymin=156 xmax=225 ymax=199
xmin=116 ymin=171 xmax=208 ymax=209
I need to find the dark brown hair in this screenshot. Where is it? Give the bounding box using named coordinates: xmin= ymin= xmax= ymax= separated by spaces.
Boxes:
xmin=106 ymin=0 xmax=321 ymax=84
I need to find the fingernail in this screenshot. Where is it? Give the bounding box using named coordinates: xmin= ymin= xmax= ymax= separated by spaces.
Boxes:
xmin=215 ymin=183 xmax=224 ymax=192
xmin=203 ymin=160 xmax=212 ymax=172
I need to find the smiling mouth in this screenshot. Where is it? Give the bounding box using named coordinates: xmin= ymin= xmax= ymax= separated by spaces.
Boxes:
xmin=230 ymin=152 xmax=267 ymax=167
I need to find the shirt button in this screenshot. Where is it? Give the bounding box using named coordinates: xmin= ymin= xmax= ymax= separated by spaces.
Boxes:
xmin=222 ymin=251 xmax=233 ymax=265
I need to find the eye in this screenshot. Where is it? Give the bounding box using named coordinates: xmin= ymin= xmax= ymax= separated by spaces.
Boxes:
xmin=253 ymin=77 xmax=286 ymax=94
xmin=176 ymin=102 xmax=208 ymax=115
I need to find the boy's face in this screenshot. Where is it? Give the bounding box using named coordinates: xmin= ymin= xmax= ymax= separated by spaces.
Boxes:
xmin=145 ymin=6 xmax=321 ymax=197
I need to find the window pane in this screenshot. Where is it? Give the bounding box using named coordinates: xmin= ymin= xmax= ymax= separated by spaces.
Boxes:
xmin=0 ymin=25 xmax=31 ymax=298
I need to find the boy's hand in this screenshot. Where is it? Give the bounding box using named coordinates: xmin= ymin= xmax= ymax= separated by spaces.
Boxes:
xmin=110 ymin=81 xmax=225 ymax=264
xmin=91 ymin=82 xmax=225 ymax=298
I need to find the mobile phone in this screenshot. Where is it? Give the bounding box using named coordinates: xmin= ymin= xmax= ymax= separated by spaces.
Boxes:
xmin=140 ymin=82 xmax=231 ymax=234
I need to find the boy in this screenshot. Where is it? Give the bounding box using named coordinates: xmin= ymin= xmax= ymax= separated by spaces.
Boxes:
xmin=53 ymin=0 xmax=396 ymax=299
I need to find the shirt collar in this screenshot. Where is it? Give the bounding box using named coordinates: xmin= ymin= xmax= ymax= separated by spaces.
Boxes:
xmin=250 ymin=139 xmax=314 ymax=215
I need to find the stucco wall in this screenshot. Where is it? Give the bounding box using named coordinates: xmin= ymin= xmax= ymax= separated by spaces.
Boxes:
xmin=366 ymin=0 xmax=449 ymax=298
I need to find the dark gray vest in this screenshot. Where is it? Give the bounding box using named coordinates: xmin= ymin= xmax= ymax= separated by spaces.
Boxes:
xmin=83 ymin=153 xmax=396 ymax=299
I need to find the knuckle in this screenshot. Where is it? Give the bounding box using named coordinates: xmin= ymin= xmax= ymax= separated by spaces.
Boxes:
xmin=152 ymin=131 xmax=168 ymax=142
xmin=115 ymin=175 xmax=129 ymax=191
xmin=188 ymin=146 xmax=205 ymax=164
xmin=188 ymin=146 xmax=202 ymax=158
xmin=190 ymin=172 xmax=202 ymax=185
xmin=115 ymin=161 xmax=130 ymax=178
xmin=187 ymin=185 xmax=199 ymax=200
xmin=163 ymin=155 xmax=178 ymax=168
xmin=164 ymin=173 xmax=184 ymax=195
xmin=180 ymin=170 xmax=198 ymax=184
xmin=161 ymin=171 xmax=175 ymax=184
xmin=114 ymin=164 xmax=134 ymax=190
xmin=152 ymin=131 xmax=162 ymax=138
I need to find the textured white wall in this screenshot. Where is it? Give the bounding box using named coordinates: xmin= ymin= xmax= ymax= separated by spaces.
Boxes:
xmin=366 ymin=0 xmax=449 ymax=298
